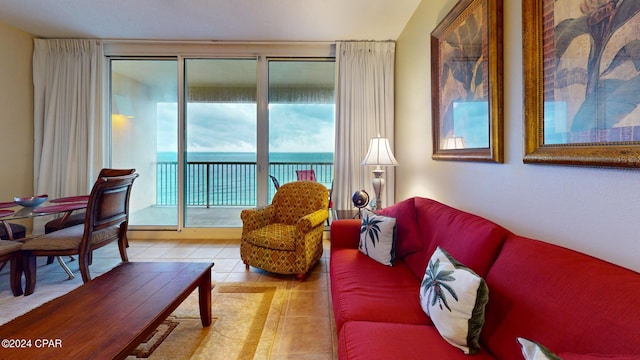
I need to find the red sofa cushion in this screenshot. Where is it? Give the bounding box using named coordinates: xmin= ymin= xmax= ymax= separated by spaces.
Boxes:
xmin=330 ymin=248 xmax=430 ymax=333
xmin=482 ymin=235 xmax=640 ymax=359
xmin=560 ymin=354 xmax=640 ymax=360
xmin=377 ymin=197 xmax=423 ymax=258
xmin=408 ymin=197 xmax=509 ymax=278
xmin=339 ymin=321 xmax=497 ymax=360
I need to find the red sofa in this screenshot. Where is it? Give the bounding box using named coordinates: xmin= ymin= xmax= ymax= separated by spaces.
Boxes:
xmin=330 ymin=197 xmax=640 ymax=359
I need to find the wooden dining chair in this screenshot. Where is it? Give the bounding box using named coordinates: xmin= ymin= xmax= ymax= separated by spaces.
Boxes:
xmin=296 ymin=169 xmax=317 ymax=181
xmin=0 ymin=240 xmax=24 ymax=296
xmin=21 ymin=170 xmax=139 ymax=295
xmin=43 ymin=168 xmax=136 ymax=265
xmin=0 ymin=223 xmax=27 ymax=240
xmin=44 ymin=168 xmax=135 ymax=234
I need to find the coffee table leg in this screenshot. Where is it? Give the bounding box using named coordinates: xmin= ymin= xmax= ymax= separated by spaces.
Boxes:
xmin=198 ymin=267 xmax=212 ymax=327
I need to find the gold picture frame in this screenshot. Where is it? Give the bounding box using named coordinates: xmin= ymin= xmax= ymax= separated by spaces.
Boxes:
xmin=431 ymin=0 xmax=503 ymax=163
xmin=524 ymin=1 xmax=640 ymax=168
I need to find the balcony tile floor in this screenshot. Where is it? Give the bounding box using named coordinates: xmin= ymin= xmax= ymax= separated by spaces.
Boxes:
xmin=129 ymin=205 xmax=334 ymax=228
xmin=0 ymin=237 xmax=337 ymax=359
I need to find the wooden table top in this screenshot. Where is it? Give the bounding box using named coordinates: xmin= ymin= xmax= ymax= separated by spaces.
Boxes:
xmin=0 ymin=261 xmax=213 ymax=359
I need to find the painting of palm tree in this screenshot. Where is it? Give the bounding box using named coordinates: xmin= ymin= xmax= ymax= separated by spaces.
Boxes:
xmin=421 ymin=258 xmax=459 ymax=316
xmin=550 ymin=0 xmax=640 ymax=140
xmin=524 ymin=0 xmax=640 ymax=168
xmin=359 ymin=215 xmax=383 ymax=256
xmin=431 ymin=0 xmax=503 ymax=163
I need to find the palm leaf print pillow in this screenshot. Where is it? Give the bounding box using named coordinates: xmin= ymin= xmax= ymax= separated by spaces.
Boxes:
xmin=358 ymin=209 xmax=397 ymax=266
xmin=419 ymin=247 xmax=489 ymax=354
xmin=517 ymin=338 xmax=561 ymax=360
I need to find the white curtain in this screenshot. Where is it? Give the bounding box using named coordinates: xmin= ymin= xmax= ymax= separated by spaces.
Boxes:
xmin=33 ymin=39 xmax=104 ymax=199
xmin=334 ymin=41 xmax=396 ymax=211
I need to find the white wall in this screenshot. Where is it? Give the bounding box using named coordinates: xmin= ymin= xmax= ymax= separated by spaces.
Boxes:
xmin=111 ymin=72 xmax=159 ymax=213
xmin=395 ymin=0 xmax=640 ymax=271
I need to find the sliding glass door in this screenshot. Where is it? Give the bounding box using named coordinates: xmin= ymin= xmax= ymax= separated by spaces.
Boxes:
xmin=267 ymin=60 xmax=335 ymax=199
xmin=184 ymin=59 xmax=257 ymax=227
xmin=109 ymin=56 xmax=334 ymax=229
xmin=110 ymin=59 xmax=178 ymax=227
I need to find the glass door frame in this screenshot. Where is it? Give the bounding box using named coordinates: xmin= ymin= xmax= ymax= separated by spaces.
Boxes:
xmin=182 ymin=56 xmax=260 ymax=227
xmin=108 ymin=56 xmax=180 ymax=230
xmin=104 ymin=42 xmax=335 ymax=233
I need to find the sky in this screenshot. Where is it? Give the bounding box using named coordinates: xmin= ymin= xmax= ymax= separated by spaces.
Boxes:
xmin=157 ymin=102 xmax=335 ymax=153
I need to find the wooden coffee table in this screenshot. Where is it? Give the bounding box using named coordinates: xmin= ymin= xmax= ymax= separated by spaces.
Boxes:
xmin=0 ymin=262 xmax=213 ymax=359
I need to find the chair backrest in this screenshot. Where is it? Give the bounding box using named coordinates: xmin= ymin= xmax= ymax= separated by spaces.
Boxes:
xmin=98 ymin=168 xmax=136 ymax=178
xmin=296 ymin=169 xmax=316 ymax=181
xmin=269 ymin=175 xmax=280 ymax=190
xmin=272 ymin=181 xmax=328 ymax=225
xmin=84 ymin=172 xmax=139 ymax=234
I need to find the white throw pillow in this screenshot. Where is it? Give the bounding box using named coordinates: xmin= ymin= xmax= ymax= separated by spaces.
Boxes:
xmin=358 ymin=209 xmax=397 ymax=266
xmin=419 ymin=247 xmax=489 ymax=354
xmin=517 ymin=338 xmax=561 ymax=360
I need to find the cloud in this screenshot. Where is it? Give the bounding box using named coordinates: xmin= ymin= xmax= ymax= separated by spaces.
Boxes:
xmin=269 ymin=104 xmax=334 ymax=152
xmin=157 ymin=102 xmax=335 ymax=153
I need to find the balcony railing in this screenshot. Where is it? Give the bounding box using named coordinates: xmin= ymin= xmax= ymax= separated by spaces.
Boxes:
xmin=156 ymin=161 xmax=333 ymax=207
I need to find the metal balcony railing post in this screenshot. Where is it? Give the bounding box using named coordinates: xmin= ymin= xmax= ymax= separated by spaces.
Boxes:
xmin=206 ymin=163 xmax=210 ymax=208
xmin=157 ymin=161 xmax=332 ymax=207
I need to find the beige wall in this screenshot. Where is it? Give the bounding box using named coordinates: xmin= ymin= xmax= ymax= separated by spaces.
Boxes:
xmin=395 ymin=0 xmax=640 ymax=271
xmin=0 ymin=22 xmax=33 ymax=204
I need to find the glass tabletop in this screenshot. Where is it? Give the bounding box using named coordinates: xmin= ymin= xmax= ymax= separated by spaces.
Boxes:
xmin=0 ymin=201 xmax=87 ymax=221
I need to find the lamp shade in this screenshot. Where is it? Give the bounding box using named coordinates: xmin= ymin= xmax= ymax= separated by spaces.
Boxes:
xmin=361 ymin=136 xmax=399 ymax=166
xmin=443 ymin=136 xmax=465 ymax=149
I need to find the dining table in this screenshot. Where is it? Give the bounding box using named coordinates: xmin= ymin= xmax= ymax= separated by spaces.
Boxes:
xmin=0 ymin=195 xmax=89 ymax=279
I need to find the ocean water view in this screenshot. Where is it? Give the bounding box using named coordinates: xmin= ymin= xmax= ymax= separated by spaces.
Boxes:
xmin=158 ymin=151 xmax=333 ymax=163
xmin=156 ymin=152 xmax=334 ymax=206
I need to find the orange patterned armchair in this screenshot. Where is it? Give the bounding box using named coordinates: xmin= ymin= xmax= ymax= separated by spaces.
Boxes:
xmin=240 ymin=180 xmax=329 ymax=280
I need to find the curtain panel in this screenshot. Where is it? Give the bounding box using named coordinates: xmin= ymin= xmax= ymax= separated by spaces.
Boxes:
xmin=334 ymin=40 xmax=396 ymax=211
xmin=33 ymin=39 xmax=104 ymax=200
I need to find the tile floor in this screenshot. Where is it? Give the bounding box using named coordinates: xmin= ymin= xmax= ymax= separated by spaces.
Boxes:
xmin=0 ymin=237 xmax=337 ymax=359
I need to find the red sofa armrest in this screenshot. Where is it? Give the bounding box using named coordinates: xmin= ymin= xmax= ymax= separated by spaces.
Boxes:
xmin=330 ymin=219 xmax=361 ymax=249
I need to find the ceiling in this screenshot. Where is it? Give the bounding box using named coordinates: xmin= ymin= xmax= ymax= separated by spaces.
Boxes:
xmin=0 ymin=0 xmax=421 ymax=42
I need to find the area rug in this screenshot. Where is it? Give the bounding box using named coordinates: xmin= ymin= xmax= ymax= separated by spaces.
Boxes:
xmin=126 ymin=282 xmax=287 ymax=360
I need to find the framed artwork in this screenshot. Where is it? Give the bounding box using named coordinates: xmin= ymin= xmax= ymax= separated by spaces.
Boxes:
xmin=524 ymin=1 xmax=640 ymax=168
xmin=431 ymin=0 xmax=503 ymax=162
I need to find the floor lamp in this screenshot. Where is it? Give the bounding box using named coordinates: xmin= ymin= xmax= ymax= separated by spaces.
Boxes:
xmin=361 ymin=136 xmax=398 ymax=211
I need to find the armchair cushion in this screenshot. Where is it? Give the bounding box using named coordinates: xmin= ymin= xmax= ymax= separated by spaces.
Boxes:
xmin=244 ymin=223 xmax=297 ymax=251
